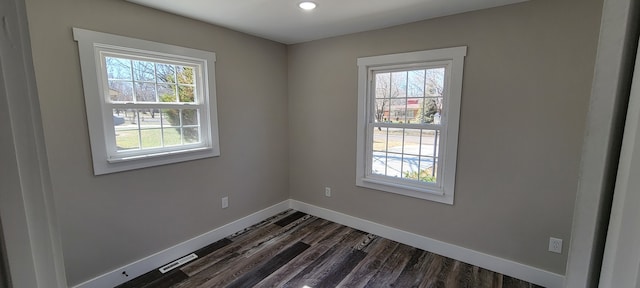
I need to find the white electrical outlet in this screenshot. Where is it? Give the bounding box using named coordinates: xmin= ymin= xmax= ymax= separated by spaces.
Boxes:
xmin=221 ymin=196 xmax=229 ymax=209
xmin=549 ymin=237 xmax=563 ymax=253
xmin=325 ymin=187 xmax=331 ymax=197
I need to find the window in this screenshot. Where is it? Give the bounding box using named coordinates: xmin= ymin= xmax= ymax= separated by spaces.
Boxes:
xmin=73 ymin=28 xmax=220 ymax=175
xmin=356 ymin=47 xmax=466 ymax=204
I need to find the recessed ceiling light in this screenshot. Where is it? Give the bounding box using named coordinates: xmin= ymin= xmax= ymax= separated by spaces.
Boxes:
xmin=298 ymin=1 xmax=317 ymax=11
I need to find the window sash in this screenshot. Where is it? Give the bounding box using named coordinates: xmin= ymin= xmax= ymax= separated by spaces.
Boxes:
xmin=99 ymin=51 xmax=204 ymax=105
xmin=364 ymin=123 xmax=445 ymax=190
xmin=107 ymin=108 xmax=205 ymax=157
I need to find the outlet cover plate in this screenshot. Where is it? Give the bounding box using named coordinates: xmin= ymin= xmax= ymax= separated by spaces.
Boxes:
xmin=549 ymin=237 xmax=562 ymax=253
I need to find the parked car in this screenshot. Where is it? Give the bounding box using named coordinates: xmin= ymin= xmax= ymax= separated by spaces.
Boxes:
xmin=113 ymin=115 xmax=125 ymax=126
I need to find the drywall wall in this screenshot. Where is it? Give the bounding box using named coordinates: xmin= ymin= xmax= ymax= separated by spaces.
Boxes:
xmin=288 ymin=0 xmax=602 ymax=275
xmin=23 ymin=0 xmax=288 ymax=285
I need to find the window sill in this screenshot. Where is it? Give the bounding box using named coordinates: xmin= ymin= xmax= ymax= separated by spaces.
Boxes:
xmin=107 ymin=146 xmax=211 ymax=163
xmin=357 ymin=177 xmax=453 ymax=205
xmin=95 ymin=146 xmax=219 ymax=175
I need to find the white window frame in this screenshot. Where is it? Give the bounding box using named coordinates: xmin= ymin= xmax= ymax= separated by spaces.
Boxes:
xmin=356 ymin=47 xmax=466 ymax=204
xmin=73 ymin=28 xmax=220 ymax=175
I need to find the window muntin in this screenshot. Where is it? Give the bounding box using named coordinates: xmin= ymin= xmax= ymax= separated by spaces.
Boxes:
xmin=356 ymin=47 xmax=466 ymax=204
xmin=74 ymin=28 xmax=219 ymax=175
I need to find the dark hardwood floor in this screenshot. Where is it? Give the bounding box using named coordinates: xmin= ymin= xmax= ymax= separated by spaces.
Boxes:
xmin=117 ymin=210 xmax=542 ymax=288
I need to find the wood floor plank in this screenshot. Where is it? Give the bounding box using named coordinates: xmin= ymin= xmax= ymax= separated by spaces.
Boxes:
xmin=337 ymin=237 xmax=399 ymax=288
xmin=279 ymin=229 xmax=369 ymax=287
xmin=253 ymin=225 xmax=355 ymax=287
xmin=470 ymin=266 xmax=491 ymax=288
xmin=298 ymin=220 xmax=346 ymax=245
xmin=176 ymin=216 xmax=320 ymax=287
xmin=192 ymin=238 xmax=232 ymax=258
xmin=418 ymin=254 xmax=452 ymax=288
xmin=362 ymin=243 xmax=416 ymax=287
xmin=239 ymin=215 xmax=314 ymax=258
xmin=440 ymin=257 xmax=460 ymax=288
xmin=281 ymin=245 xmax=365 ymax=288
xmin=314 ymin=249 xmax=367 ymax=288
xmin=143 ymin=270 xmax=189 ymax=288
xmin=194 ymin=216 xmax=325 ymax=287
xmin=274 ymin=211 xmax=307 ymax=227
xmin=180 ymin=222 xmax=284 ymax=276
xmin=226 ymin=242 xmax=310 ymax=288
xmin=226 ymin=209 xmax=295 ymax=241
xmin=174 ymin=252 xmax=240 ymax=288
xmin=392 ymin=250 xmax=435 ymax=287
xmin=353 ymin=233 xmax=377 ymax=251
xmin=452 ymin=261 xmax=475 ymax=288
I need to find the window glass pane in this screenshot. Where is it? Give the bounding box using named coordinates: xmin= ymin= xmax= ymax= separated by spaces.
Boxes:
xmin=183 ymin=127 xmax=200 ymax=144
xmin=419 ymin=157 xmax=437 ymax=183
xmin=385 ymin=152 xmax=403 ymax=178
xmin=105 ymin=57 xmax=132 ymax=80
xmin=421 ymin=130 xmax=439 ymax=157
xmin=408 ymin=70 xmax=425 ymax=98
xmin=177 ymin=66 xmax=195 ymax=84
xmin=112 ymin=110 xmax=125 ymax=127
xmin=138 ymin=110 xmax=161 ymax=128
xmin=373 ymin=127 xmax=388 ymax=152
xmin=181 ymin=109 xmax=198 ymax=126
xmin=114 ymin=109 xmax=139 ymax=151
xmin=156 ymin=64 xmax=175 ymax=83
xmin=134 ymin=83 xmax=156 ymax=102
xmin=406 ymin=98 xmax=420 ymax=124
xmin=420 ymin=98 xmax=442 ymax=124
xmin=403 ymin=129 xmax=421 ymax=156
xmin=401 ymin=152 xmax=419 ymax=180
xmin=132 ymin=60 xmax=155 ymax=82
xmin=400 ymin=129 xmax=420 ymax=179
xmin=387 ymin=128 xmax=403 ymax=153
xmin=389 ymin=98 xmax=407 ymax=123
xmin=372 ymin=151 xmax=387 ymax=176
xmin=161 ymin=109 xmax=180 ymax=128
xmin=108 ymin=81 xmax=133 ymax=102
xmin=115 ymin=130 xmax=140 ymax=151
xmin=163 ymin=127 xmax=182 ymax=146
xmin=374 ymin=99 xmax=389 ymax=123
xmin=140 ymin=129 xmax=162 ymax=149
xmin=425 ymin=68 xmax=445 ymax=96
xmin=391 ymin=71 xmax=407 ymax=99
xmin=157 ymin=84 xmax=177 ymax=102
xmin=178 ymin=85 xmax=196 ymax=103
xmin=375 ymin=73 xmax=391 ymax=99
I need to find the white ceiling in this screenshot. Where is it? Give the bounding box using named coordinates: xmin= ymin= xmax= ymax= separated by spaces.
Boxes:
xmin=127 ymin=0 xmax=527 ymax=44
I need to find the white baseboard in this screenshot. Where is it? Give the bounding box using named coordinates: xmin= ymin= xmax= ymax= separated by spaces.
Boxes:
xmin=290 ymin=200 xmax=564 ymax=288
xmin=72 ymin=200 xmax=290 ymax=288
xmin=73 ymin=199 xmax=564 ymax=288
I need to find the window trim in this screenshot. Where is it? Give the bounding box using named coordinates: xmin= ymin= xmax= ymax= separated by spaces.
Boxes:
xmin=73 ymin=28 xmax=220 ymax=175
xmin=356 ymin=47 xmax=466 ymax=204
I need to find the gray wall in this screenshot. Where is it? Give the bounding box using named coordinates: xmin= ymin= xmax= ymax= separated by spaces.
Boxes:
xmin=24 ymin=0 xmax=289 ymax=285
xmin=288 ymin=0 xmax=602 ymax=275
